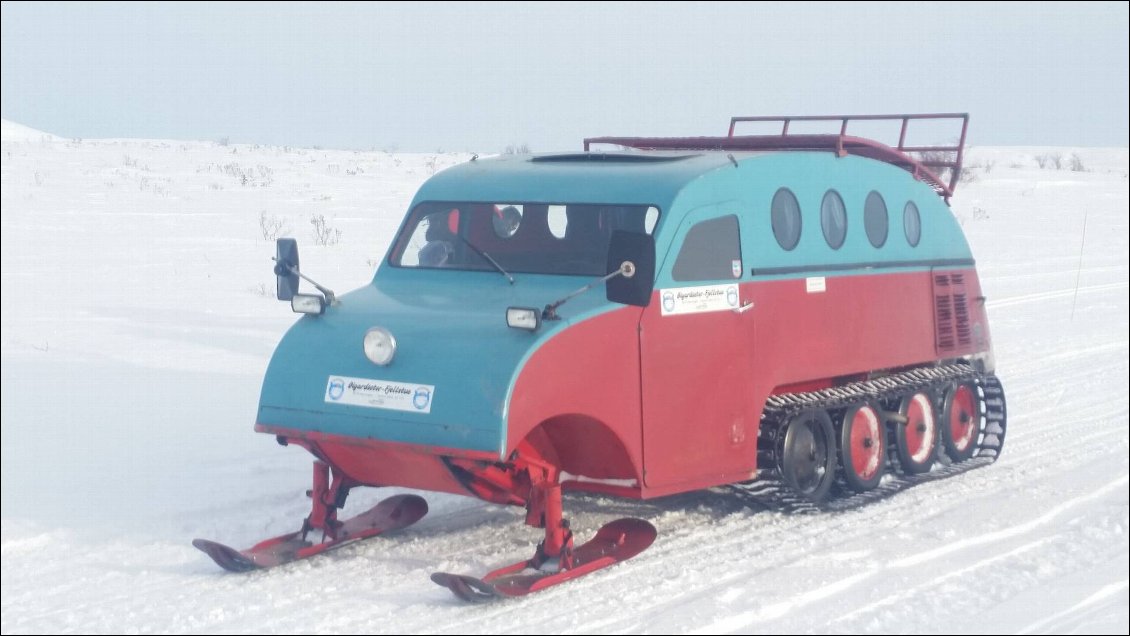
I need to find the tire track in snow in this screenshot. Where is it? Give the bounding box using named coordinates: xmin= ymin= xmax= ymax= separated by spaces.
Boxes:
xmin=1017 ymin=580 xmax=1130 ymax=635
xmin=701 ymin=460 xmax=1130 ymax=633
xmin=827 ymin=537 xmax=1056 ymax=628
xmin=892 ymin=475 xmax=1128 ymax=568
xmin=986 ymin=281 xmax=1128 ymax=310
xmin=686 ymin=571 xmax=877 ymax=634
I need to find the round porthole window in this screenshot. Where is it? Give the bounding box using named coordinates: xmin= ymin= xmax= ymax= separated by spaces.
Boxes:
xmin=493 ymin=205 xmax=522 ymax=238
xmin=820 ymin=190 xmax=847 ymax=249
xmin=864 ymin=191 xmax=888 ymax=248
xmin=771 ymin=188 xmax=802 ymax=251
xmin=904 ymin=201 xmax=921 ymax=247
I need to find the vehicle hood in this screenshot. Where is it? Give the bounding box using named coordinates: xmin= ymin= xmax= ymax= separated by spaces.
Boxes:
xmin=257 ymin=270 xmax=613 ymax=456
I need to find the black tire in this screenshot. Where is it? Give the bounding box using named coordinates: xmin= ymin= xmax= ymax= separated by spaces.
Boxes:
xmin=778 ymin=409 xmax=837 ymax=503
xmin=894 ymin=392 xmax=938 ymax=474
xmin=839 ymin=403 xmax=886 ymax=492
xmin=941 ymin=383 xmax=981 ymax=463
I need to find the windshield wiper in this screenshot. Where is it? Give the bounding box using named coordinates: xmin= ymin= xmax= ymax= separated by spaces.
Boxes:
xmin=458 ymin=236 xmax=515 ymax=285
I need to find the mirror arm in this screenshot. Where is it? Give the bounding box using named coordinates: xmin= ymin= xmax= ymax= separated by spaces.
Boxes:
xmin=542 ymin=263 xmax=632 ymax=321
xmin=272 ymin=257 xmax=337 ymax=305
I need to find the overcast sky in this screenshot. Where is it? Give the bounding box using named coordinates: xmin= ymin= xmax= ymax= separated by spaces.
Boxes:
xmin=2 ymin=2 xmax=1127 ymax=151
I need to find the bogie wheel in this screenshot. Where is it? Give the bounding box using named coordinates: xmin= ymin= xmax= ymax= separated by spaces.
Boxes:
xmin=942 ymin=383 xmax=981 ymax=463
xmin=778 ymin=409 xmax=838 ymax=503
xmin=839 ymin=403 xmax=886 ymax=492
xmin=894 ymin=392 xmax=938 ymax=474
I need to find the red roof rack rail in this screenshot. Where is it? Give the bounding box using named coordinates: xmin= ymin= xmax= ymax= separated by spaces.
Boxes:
xmin=584 ymin=113 xmax=970 ymax=202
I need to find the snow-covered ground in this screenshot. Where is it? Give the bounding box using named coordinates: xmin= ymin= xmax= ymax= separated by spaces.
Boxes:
xmin=2 ymin=120 xmax=1127 ymax=634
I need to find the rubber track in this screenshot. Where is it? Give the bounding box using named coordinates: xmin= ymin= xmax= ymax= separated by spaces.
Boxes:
xmin=730 ymin=364 xmax=1007 ymax=515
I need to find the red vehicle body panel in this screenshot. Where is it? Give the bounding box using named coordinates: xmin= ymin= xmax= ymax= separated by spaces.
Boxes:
xmin=506 ymin=267 xmax=989 ymax=498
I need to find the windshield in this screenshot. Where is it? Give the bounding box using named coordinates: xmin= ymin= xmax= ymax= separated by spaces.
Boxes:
xmin=389 ymin=202 xmax=659 ymax=276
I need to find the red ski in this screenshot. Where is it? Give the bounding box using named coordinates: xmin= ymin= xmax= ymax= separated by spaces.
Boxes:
xmin=431 ymin=517 xmax=656 ymax=601
xmin=194 ymin=461 xmax=427 ymax=572
xmin=193 ymin=493 xmax=427 ymax=571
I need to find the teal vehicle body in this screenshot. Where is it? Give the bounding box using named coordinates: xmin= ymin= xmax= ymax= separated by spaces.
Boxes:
xmin=257 ymin=152 xmax=714 ymax=457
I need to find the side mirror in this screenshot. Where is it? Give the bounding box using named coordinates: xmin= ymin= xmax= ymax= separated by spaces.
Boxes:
xmin=274 ymin=238 xmax=300 ymax=301
xmin=606 ymin=231 xmax=655 ymax=307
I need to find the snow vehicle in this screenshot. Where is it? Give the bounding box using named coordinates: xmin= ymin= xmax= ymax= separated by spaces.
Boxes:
xmin=195 ymin=113 xmax=1006 ymax=600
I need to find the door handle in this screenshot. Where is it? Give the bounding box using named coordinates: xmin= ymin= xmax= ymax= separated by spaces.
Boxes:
xmin=733 ymin=301 xmax=754 ymax=314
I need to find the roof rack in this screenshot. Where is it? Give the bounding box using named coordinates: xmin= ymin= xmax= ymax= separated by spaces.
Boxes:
xmin=583 ymin=113 xmax=969 ymax=201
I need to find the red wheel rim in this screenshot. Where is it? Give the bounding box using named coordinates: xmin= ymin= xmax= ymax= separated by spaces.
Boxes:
xmin=904 ymin=393 xmax=936 ymax=464
xmin=849 ymin=406 xmax=883 ymax=480
xmin=949 ymin=385 xmax=977 ymax=452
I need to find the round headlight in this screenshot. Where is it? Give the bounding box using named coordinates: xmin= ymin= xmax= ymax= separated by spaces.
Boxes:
xmin=363 ymin=327 xmax=396 ymax=366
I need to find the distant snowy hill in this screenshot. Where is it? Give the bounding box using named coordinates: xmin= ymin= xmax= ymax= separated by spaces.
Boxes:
xmin=1 ymin=126 xmax=1127 ymax=634
xmin=0 ymin=119 xmax=59 ymax=142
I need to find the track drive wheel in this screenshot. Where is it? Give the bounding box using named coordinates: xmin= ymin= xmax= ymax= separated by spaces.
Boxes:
xmin=941 ymin=383 xmax=980 ymax=463
xmin=894 ymin=392 xmax=938 ymax=474
xmin=839 ymin=403 xmax=886 ymax=492
xmin=778 ymin=409 xmax=837 ymax=503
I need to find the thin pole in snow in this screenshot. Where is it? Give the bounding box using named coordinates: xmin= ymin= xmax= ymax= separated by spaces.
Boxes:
xmin=1070 ymin=208 xmax=1089 ymax=321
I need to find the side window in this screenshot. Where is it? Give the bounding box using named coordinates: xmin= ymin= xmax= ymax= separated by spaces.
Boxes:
xmin=400 ymin=208 xmax=459 ymax=267
xmin=820 ymin=190 xmax=847 ymax=249
xmin=771 ymin=188 xmax=802 ymax=251
xmin=864 ymin=191 xmax=888 ymax=248
xmin=903 ymin=201 xmax=921 ymax=247
xmin=672 ymin=215 xmax=742 ymax=281
xmin=547 ymin=205 xmax=567 ymax=238
xmin=644 ymin=207 xmax=659 ymax=234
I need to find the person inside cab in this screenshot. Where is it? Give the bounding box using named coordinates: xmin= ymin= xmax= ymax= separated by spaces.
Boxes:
xmin=419 ymin=210 xmax=458 ymax=266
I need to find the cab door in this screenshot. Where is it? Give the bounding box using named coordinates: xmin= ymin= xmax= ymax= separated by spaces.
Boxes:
xmin=639 ymin=205 xmax=756 ymax=489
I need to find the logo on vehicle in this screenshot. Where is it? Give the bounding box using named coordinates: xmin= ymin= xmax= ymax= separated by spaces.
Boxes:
xmin=662 ymin=291 xmax=676 ymax=313
xmin=413 ymin=387 xmax=432 ymax=410
xmin=731 ymin=259 xmax=742 ymax=278
xmin=327 ymin=378 xmax=345 ymax=400
xmin=726 ymin=286 xmax=739 ymax=307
